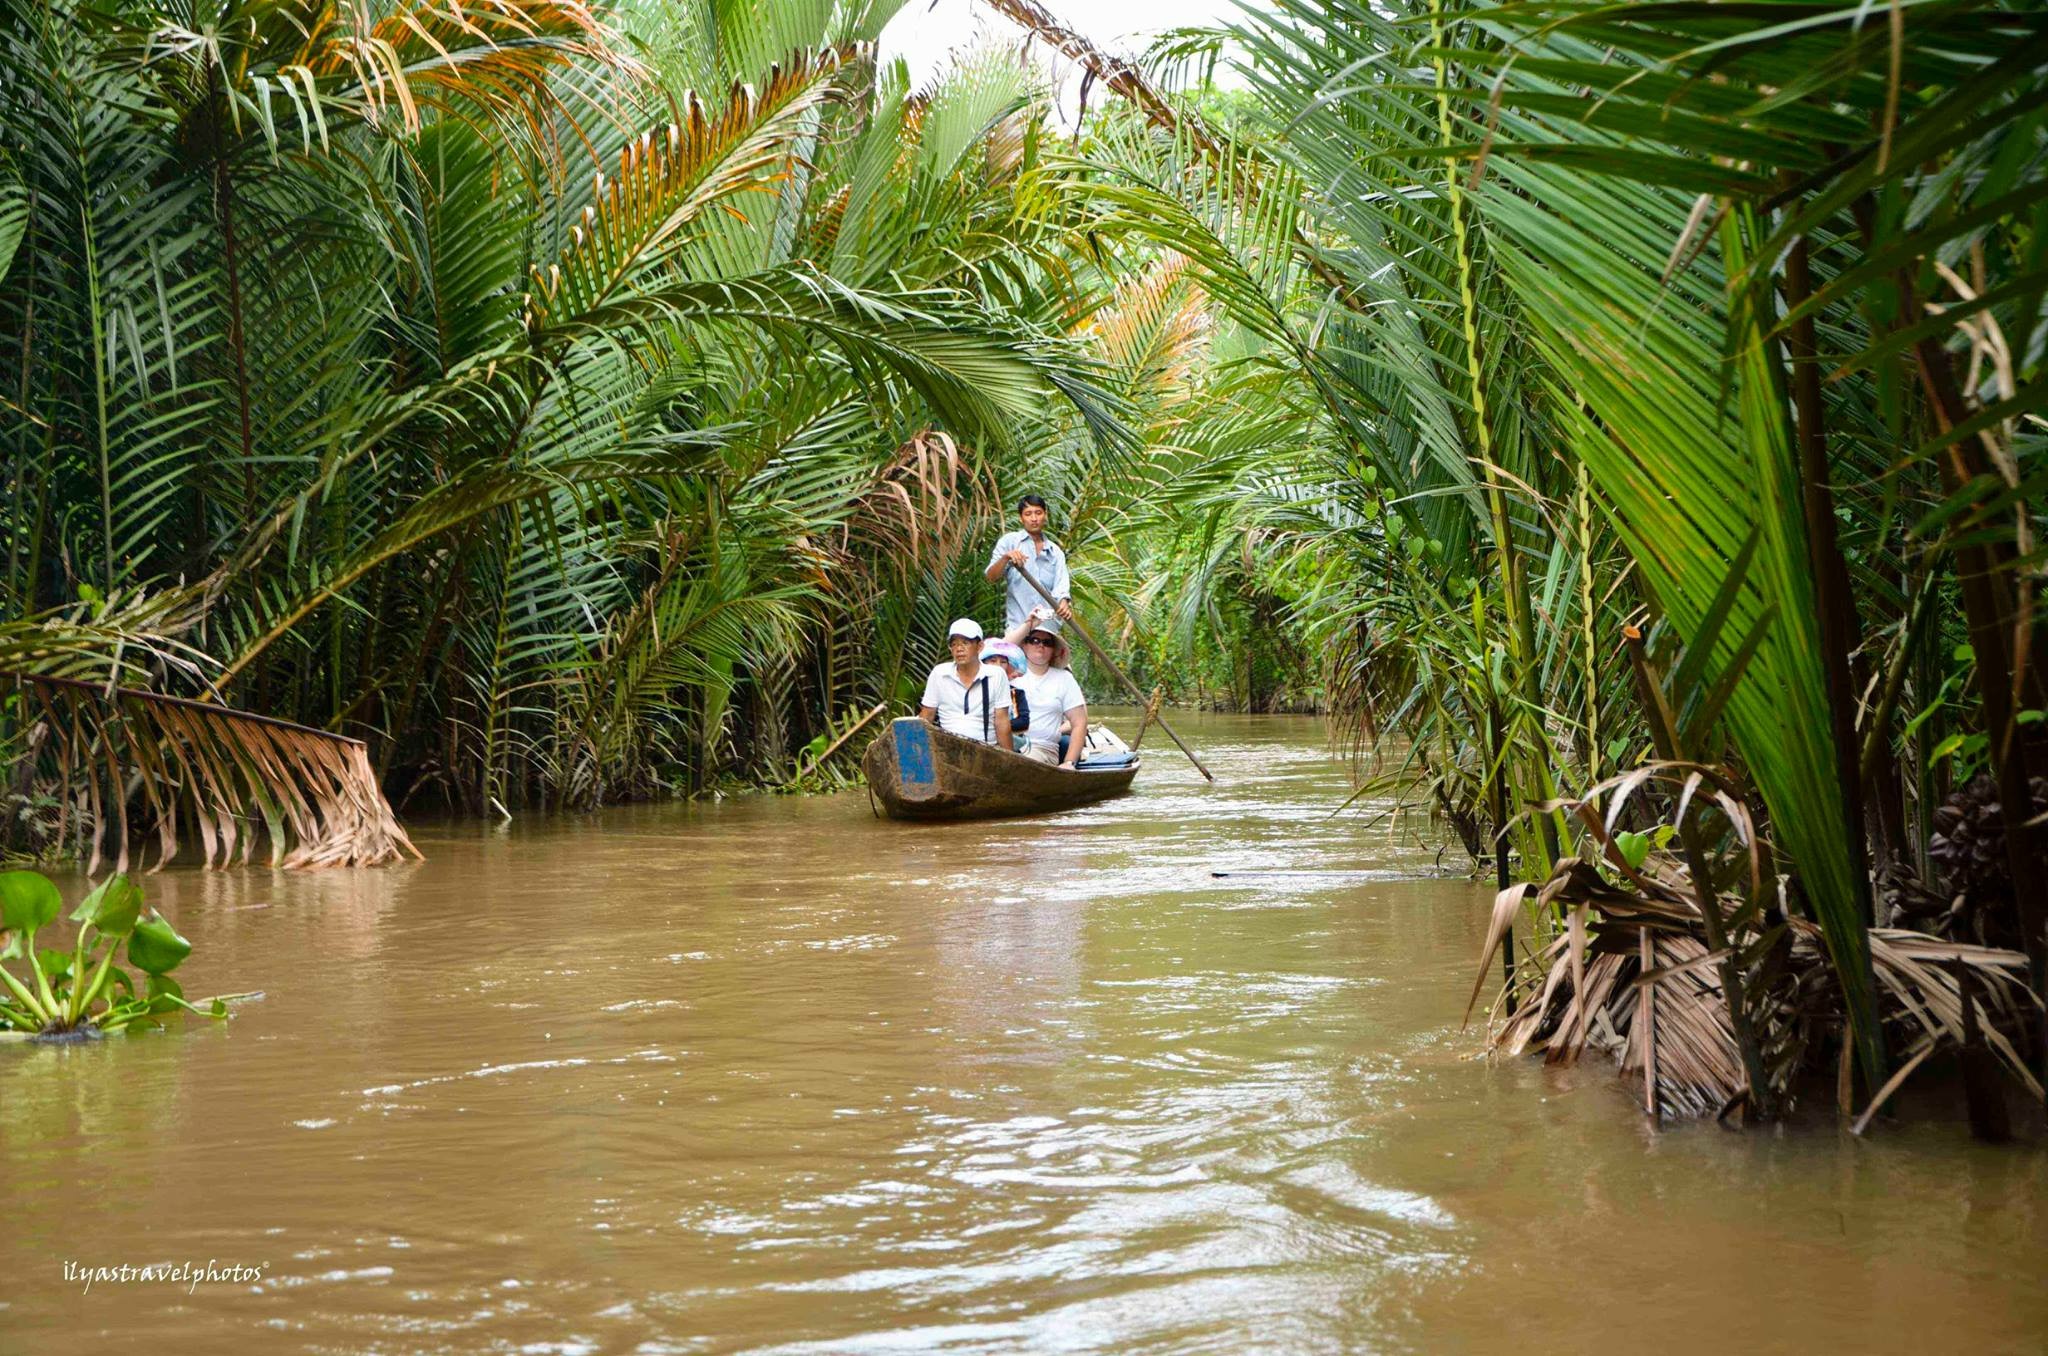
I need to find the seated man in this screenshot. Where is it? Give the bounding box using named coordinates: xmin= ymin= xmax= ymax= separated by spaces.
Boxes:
xmin=919 ymin=618 xmax=1012 ymax=747
xmin=1004 ymin=611 xmax=1087 ymax=767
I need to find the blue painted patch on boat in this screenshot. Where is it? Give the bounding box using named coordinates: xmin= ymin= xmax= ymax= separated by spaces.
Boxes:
xmin=894 ymin=720 xmax=936 ymax=788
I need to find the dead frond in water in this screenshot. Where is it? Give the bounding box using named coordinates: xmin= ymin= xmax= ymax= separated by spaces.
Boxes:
xmin=8 ymin=673 xmax=419 ymax=871
xmin=1475 ymin=857 xmax=1756 ymax=1120
xmin=1475 ymin=769 xmax=2043 ymax=1126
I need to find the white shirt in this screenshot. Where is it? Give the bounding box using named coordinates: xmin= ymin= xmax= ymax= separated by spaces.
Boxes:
xmin=1016 ymin=666 xmax=1085 ymax=752
xmin=988 ymin=530 xmax=1071 ymax=630
xmin=920 ymin=661 xmax=1008 ymax=743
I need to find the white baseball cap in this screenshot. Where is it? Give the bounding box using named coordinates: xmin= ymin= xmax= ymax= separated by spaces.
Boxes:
xmin=946 ymin=617 xmax=984 ymax=641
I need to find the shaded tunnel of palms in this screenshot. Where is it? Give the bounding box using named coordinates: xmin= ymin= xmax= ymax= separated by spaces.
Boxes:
xmin=1 ymin=0 xmax=2044 ymax=1123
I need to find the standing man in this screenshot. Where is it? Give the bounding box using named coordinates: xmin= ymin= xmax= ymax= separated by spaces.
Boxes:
xmin=919 ymin=618 xmax=1012 ymax=747
xmin=986 ymin=494 xmax=1074 ymax=632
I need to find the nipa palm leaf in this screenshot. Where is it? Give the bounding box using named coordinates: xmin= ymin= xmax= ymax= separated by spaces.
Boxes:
xmin=11 ymin=673 xmax=418 ymax=870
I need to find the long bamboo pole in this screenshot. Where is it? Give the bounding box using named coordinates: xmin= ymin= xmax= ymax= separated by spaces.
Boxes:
xmin=791 ymin=702 xmax=887 ymax=784
xmin=1007 ymin=567 xmax=1214 ymax=782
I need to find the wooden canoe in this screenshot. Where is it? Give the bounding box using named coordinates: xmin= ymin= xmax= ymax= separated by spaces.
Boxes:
xmin=862 ymin=717 xmax=1140 ymax=821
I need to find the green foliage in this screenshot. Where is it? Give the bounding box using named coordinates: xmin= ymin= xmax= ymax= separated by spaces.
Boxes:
xmin=0 ymin=871 xmax=226 ymax=1036
xmin=0 ymin=0 xmax=1135 ymax=813
xmin=1038 ymin=0 xmax=2045 ymax=1094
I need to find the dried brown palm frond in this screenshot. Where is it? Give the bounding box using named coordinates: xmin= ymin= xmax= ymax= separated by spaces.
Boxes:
xmin=984 ymin=106 xmax=1033 ymax=181
xmin=1476 ymin=847 xmax=2043 ymax=1126
xmin=8 ymin=674 xmax=419 ymax=871
xmin=282 ymin=0 xmax=638 ymax=146
xmin=523 ymin=46 xmax=854 ymax=331
xmin=1481 ymin=867 xmax=1754 ymax=1120
xmin=1855 ymin=927 xmax=2042 ymax=1113
xmin=841 ymin=429 xmax=1002 ymax=580
xmin=1083 ymin=255 xmax=1211 ymax=404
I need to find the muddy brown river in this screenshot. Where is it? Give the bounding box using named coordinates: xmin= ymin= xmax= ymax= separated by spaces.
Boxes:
xmin=3 ymin=714 xmax=2043 ymax=1353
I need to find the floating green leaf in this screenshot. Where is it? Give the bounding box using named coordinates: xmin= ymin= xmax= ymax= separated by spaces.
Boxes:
xmin=74 ymin=875 xmax=142 ymax=936
xmin=0 ymin=872 xmax=61 ymax=934
xmin=126 ymin=914 xmax=192 ymax=976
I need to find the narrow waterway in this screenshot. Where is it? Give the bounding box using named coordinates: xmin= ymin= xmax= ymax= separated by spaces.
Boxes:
xmin=3 ymin=713 xmax=2043 ymax=1353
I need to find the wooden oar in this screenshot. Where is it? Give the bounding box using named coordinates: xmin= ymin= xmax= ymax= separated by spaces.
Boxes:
xmin=1008 ymin=566 xmax=1215 ymax=783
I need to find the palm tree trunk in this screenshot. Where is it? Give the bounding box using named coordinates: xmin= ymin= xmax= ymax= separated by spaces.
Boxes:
xmin=1911 ymin=336 xmax=2048 ymax=984
xmin=214 ymin=158 xmax=257 ymax=502
xmin=1781 ymin=235 xmax=1875 ymax=925
xmin=9 ymin=195 xmax=44 ymax=607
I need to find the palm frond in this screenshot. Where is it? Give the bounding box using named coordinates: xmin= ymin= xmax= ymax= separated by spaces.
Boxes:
xmin=9 ymin=673 xmax=417 ymax=870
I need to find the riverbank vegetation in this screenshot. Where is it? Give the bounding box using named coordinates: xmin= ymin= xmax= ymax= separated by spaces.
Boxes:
xmin=1074 ymin=0 xmax=2048 ymax=1122
xmin=2 ymin=0 xmax=2043 ymax=1124
xmin=1 ymin=0 xmax=1143 ymax=823
xmin=0 ymin=870 xmax=226 ymax=1037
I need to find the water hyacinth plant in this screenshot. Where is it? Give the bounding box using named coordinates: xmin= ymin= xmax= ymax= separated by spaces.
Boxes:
xmin=0 ymin=870 xmax=227 ymax=1038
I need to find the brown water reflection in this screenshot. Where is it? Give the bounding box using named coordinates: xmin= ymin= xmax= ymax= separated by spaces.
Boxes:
xmin=2 ymin=713 xmax=2043 ymax=1354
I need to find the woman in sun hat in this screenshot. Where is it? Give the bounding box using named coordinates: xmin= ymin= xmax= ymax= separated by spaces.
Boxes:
xmin=1002 ymin=606 xmax=1069 ymax=667
xmin=1002 ymin=609 xmax=1085 ymax=766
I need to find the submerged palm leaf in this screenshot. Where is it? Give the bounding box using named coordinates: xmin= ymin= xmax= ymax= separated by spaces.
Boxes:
xmin=11 ymin=673 xmax=417 ymax=869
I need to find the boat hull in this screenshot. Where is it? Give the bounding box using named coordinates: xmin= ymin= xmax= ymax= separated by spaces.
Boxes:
xmin=862 ymin=718 xmax=1139 ymax=821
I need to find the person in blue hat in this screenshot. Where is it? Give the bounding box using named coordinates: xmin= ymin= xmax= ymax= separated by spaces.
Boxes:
xmin=982 ymin=639 xmax=1032 ymax=750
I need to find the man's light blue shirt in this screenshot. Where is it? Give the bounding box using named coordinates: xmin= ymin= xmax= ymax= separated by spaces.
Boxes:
xmin=989 ymin=529 xmax=1070 ymax=630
